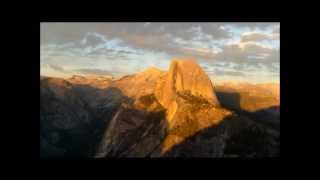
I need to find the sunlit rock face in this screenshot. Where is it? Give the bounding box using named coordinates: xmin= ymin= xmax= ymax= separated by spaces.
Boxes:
xmin=114 ymin=67 xmax=165 ymax=99
xmin=159 ymin=92 xmax=231 ymax=155
xmin=155 ymin=59 xmax=220 ymax=123
xmin=94 ymin=59 xmax=229 ymax=157
xmin=68 ymin=75 xmax=113 ymax=89
xmin=171 ymin=59 xmax=220 ymax=105
xmin=215 ymin=82 xmax=280 ymax=125
xmin=41 ymin=59 xmax=280 ymax=158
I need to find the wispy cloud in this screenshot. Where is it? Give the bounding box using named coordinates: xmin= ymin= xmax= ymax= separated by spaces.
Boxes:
xmin=40 ymin=22 xmax=279 ymax=83
xmin=73 ymin=68 xmax=115 ymax=75
xmin=240 ymin=32 xmax=273 ymax=42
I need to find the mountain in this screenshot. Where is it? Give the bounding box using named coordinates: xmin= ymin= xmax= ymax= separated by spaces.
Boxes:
xmin=256 ymin=83 xmax=280 ymax=98
xmin=215 ymin=82 xmax=280 ymax=127
xmin=155 ymin=59 xmax=220 ymax=122
xmin=93 ymin=59 xmax=279 ymax=157
xmin=68 ymin=75 xmax=113 ymax=89
xmin=40 ymin=76 xmax=128 ymax=157
xmin=40 ymin=59 xmax=280 ymax=157
xmin=40 ymin=77 xmax=97 ymax=157
xmin=95 ymin=60 xmax=232 ymax=157
xmin=114 ymin=67 xmax=165 ymax=99
xmin=216 ymin=81 xmax=280 ymax=100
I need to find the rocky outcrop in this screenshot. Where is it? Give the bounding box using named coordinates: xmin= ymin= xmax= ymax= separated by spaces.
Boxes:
xmin=68 ymin=75 xmax=113 ymax=89
xmin=40 ymin=59 xmax=280 ymax=158
xmin=95 ymin=94 xmax=167 ymax=157
xmin=215 ymin=82 xmax=280 ymax=126
xmin=155 ymin=59 xmax=220 ymax=124
xmin=94 ymin=60 xmax=232 ymax=157
xmin=114 ymin=67 xmax=165 ymax=99
xmin=40 ymin=77 xmax=127 ymax=157
xmin=40 ymin=77 xmax=97 ymax=157
xmin=159 ymin=92 xmax=231 ymax=155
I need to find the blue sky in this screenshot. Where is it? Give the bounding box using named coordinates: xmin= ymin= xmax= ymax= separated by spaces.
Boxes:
xmin=40 ymin=22 xmax=279 ymax=83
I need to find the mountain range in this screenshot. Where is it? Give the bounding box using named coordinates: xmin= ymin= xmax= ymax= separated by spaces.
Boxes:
xmin=40 ymin=59 xmax=280 ymax=157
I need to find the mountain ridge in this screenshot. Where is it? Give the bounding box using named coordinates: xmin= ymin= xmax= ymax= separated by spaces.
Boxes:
xmin=40 ymin=59 xmax=280 ymax=157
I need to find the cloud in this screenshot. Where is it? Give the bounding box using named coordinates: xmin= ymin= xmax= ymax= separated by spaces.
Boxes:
xmin=240 ymin=32 xmax=272 ymax=42
xmin=201 ymin=62 xmax=248 ymax=77
xmin=214 ymin=69 xmax=246 ymax=76
xmin=47 ymin=64 xmax=65 ymax=72
xmin=40 ymin=23 xmax=231 ymax=60
xmin=41 ymin=23 xmax=230 ymax=44
xmin=216 ymin=42 xmax=278 ymax=63
xmin=273 ymin=26 xmax=280 ymax=34
xmin=41 ymin=23 xmax=279 ymax=63
xmin=40 ymin=23 xmax=279 ymax=83
xmin=80 ymin=32 xmax=106 ymax=47
xmin=230 ymin=23 xmax=278 ymax=30
xmin=272 ymin=25 xmax=280 ymax=39
xmin=109 ymin=23 xmax=231 ymax=41
xmin=73 ymin=68 xmax=115 ymax=75
xmin=116 ymin=23 xmax=230 ymax=59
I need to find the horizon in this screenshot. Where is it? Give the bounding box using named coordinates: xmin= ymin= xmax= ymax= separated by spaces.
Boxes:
xmin=41 ymin=23 xmax=279 ymax=84
xmin=40 ymin=71 xmax=280 ymax=86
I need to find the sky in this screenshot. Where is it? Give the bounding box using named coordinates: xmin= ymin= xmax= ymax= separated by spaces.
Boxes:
xmin=40 ymin=22 xmax=279 ymax=84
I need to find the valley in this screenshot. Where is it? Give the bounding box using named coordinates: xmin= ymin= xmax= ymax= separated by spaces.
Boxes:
xmin=40 ymin=59 xmax=280 ymax=158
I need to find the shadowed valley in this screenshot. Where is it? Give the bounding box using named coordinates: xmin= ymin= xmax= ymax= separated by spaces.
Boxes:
xmin=40 ymin=59 xmax=280 ymax=158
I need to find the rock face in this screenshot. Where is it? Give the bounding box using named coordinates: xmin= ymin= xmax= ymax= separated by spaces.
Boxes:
xmin=114 ymin=67 xmax=165 ymax=99
xmin=40 ymin=77 xmax=97 ymax=157
xmin=155 ymin=59 xmax=220 ymax=124
xmin=95 ymin=59 xmax=233 ymax=157
xmin=40 ymin=59 xmax=280 ymax=158
xmin=215 ymin=82 xmax=280 ymax=126
xmin=40 ymin=77 xmax=128 ymax=157
xmin=95 ymin=94 xmax=167 ymax=157
xmin=68 ymin=75 xmax=113 ymax=89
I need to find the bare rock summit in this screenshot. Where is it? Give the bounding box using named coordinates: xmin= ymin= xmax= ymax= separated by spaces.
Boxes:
xmin=155 ymin=59 xmax=220 ymax=122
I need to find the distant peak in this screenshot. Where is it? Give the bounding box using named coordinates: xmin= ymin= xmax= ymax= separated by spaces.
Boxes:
xmin=86 ymin=75 xmax=113 ymax=80
xmin=70 ymin=75 xmax=86 ymax=80
xmin=69 ymin=74 xmax=113 ymax=81
xmin=171 ymin=58 xmax=197 ymax=62
xmin=139 ymin=66 xmax=163 ymax=74
xmin=171 ymin=58 xmax=197 ymax=66
xmin=169 ymin=59 xmax=202 ymax=72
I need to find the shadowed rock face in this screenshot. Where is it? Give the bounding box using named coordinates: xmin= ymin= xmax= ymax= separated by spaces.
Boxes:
xmin=40 ymin=77 xmax=128 ymax=157
xmin=94 ymin=59 xmax=236 ymax=157
xmin=95 ymin=94 xmax=168 ymax=157
xmin=215 ymin=82 xmax=280 ymax=126
xmin=40 ymin=77 xmax=96 ymax=157
xmin=40 ymin=59 xmax=280 ymax=158
xmin=159 ymin=92 xmax=231 ymax=155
